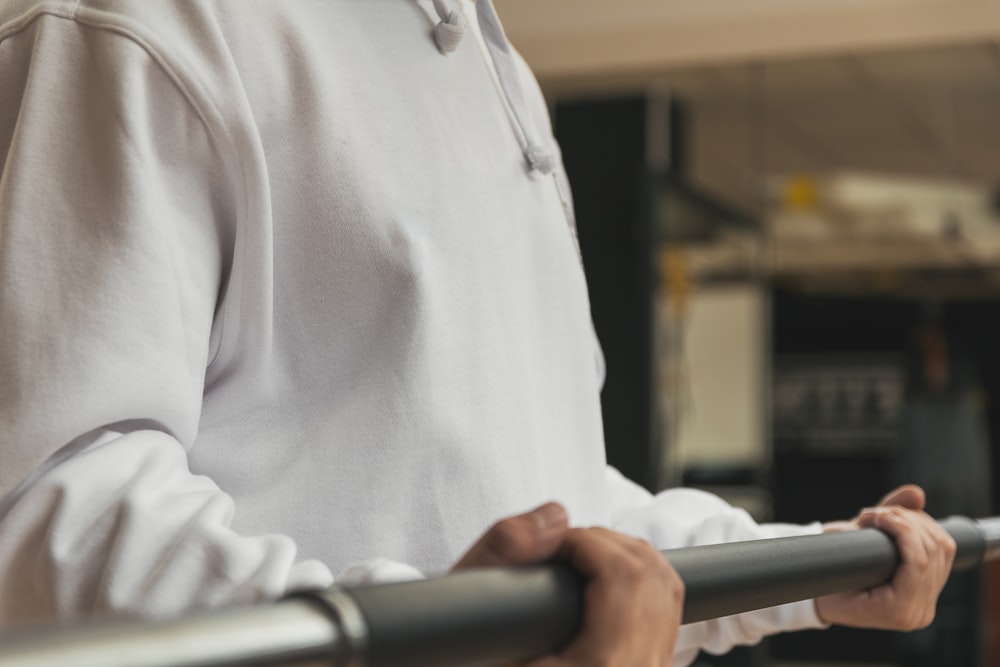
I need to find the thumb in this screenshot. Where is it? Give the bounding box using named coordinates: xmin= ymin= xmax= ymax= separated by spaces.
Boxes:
xmin=878 ymin=484 xmax=925 ymax=511
xmin=452 ymin=502 xmax=569 ymax=570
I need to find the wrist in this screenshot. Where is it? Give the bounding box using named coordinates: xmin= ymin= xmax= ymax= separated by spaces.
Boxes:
xmin=813 ymin=597 xmax=832 ymax=626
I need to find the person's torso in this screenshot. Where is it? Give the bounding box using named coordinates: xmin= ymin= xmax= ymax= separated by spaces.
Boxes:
xmin=166 ymin=0 xmax=611 ymax=574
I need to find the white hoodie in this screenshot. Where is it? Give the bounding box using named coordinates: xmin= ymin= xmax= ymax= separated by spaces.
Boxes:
xmin=0 ymin=1 xmax=824 ymax=663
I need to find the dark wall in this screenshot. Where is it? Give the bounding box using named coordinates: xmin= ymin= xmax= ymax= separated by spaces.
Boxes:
xmin=554 ymin=97 xmax=658 ymax=490
xmin=770 ymin=289 xmax=1000 ymax=665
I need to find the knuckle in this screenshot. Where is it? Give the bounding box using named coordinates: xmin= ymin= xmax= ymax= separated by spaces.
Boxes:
xmin=635 ymin=537 xmax=670 ymax=569
xmin=586 ymin=647 xmax=616 ymax=667
xmin=486 ymin=520 xmax=530 ymax=557
xmin=670 ymin=571 xmax=686 ymax=601
xmin=634 ymin=537 xmax=660 ymax=559
xmin=659 ymin=560 xmax=684 ymax=594
xmin=885 ymin=506 xmax=906 ymax=521
xmin=901 ymin=607 xmax=933 ymax=631
xmin=563 ymin=526 xmax=599 ymax=551
xmin=615 ymin=554 xmax=645 ymax=583
xmin=909 ymin=549 xmax=931 ymax=569
xmin=942 ymin=536 xmax=958 ymax=559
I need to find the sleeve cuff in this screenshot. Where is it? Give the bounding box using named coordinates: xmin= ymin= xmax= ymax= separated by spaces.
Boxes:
xmin=335 ymin=558 xmax=425 ymax=586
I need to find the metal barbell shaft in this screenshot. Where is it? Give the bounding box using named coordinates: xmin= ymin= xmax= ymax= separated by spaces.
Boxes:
xmin=2 ymin=516 xmax=999 ymax=667
xmin=0 ymin=600 xmax=337 ymax=667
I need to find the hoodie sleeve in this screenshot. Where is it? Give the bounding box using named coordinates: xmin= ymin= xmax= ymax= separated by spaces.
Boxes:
xmin=603 ymin=466 xmax=828 ymax=665
xmin=0 ymin=11 xmax=338 ymax=628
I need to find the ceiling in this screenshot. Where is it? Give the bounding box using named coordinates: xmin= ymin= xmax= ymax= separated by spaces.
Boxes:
xmin=544 ymin=41 xmax=1000 ymax=215
xmin=498 ymin=0 xmax=1000 ymax=81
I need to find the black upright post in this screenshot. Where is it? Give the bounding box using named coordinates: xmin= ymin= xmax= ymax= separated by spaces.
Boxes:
xmin=554 ymin=96 xmax=672 ymax=491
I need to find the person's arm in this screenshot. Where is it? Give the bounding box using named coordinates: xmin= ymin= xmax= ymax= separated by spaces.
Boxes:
xmin=0 ymin=13 xmax=339 ymax=627
xmin=604 ymin=467 xmax=955 ymax=664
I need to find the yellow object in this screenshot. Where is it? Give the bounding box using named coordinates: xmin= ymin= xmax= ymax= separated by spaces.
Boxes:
xmin=784 ymin=175 xmax=819 ymax=210
xmin=659 ymin=247 xmax=690 ymax=315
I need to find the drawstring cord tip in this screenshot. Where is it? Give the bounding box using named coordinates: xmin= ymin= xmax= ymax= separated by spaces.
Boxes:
xmin=432 ymin=0 xmax=465 ymax=54
xmin=525 ymin=145 xmax=556 ymax=175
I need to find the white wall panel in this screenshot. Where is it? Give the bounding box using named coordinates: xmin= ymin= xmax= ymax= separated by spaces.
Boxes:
xmin=665 ymin=285 xmax=768 ymax=470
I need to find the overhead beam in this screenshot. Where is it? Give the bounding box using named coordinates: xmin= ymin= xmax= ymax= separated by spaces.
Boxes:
xmin=496 ymin=0 xmax=1000 ymax=80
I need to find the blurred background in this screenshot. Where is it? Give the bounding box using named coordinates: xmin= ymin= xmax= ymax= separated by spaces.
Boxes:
xmin=497 ymin=1 xmax=1000 ymax=665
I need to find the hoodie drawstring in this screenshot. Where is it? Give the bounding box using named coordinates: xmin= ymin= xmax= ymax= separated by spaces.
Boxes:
xmin=473 ymin=0 xmax=556 ymax=174
xmin=432 ymin=0 xmax=465 ymax=54
xmin=429 ymin=0 xmax=556 ymax=175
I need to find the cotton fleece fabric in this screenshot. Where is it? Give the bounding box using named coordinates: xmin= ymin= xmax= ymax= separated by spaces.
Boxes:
xmin=0 ymin=1 xmax=825 ymax=663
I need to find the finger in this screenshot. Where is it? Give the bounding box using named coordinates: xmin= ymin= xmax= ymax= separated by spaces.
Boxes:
xmin=854 ymin=509 xmax=921 ymax=624
xmin=857 ymin=506 xmax=935 ymax=606
xmin=860 ymin=506 xmax=930 ymax=563
xmin=912 ymin=511 xmax=957 ymax=573
xmin=877 ymin=484 xmax=925 ymax=511
xmin=609 ymin=535 xmax=683 ymax=667
xmin=822 ymin=519 xmax=858 ymax=534
xmin=555 ymin=529 xmax=642 ymax=665
xmin=552 ymin=528 xmax=680 ymax=666
xmin=935 ymin=520 xmax=958 ymax=566
xmin=887 ymin=508 xmax=953 ymax=571
xmin=452 ymin=502 xmax=569 ymax=570
xmin=882 ymin=508 xmax=953 ymax=628
xmin=865 ymin=507 xmax=950 ymax=577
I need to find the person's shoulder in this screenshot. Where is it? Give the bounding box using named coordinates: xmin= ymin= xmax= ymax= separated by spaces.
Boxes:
xmin=0 ymin=0 xmax=252 ymax=92
xmin=0 ymin=0 xmax=242 ymax=48
xmin=0 ymin=0 xmax=74 ymax=34
xmin=0 ymin=1 xmax=188 ymax=43
xmin=0 ymin=0 xmax=256 ymax=133
xmin=0 ymin=0 xmax=156 ymax=30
